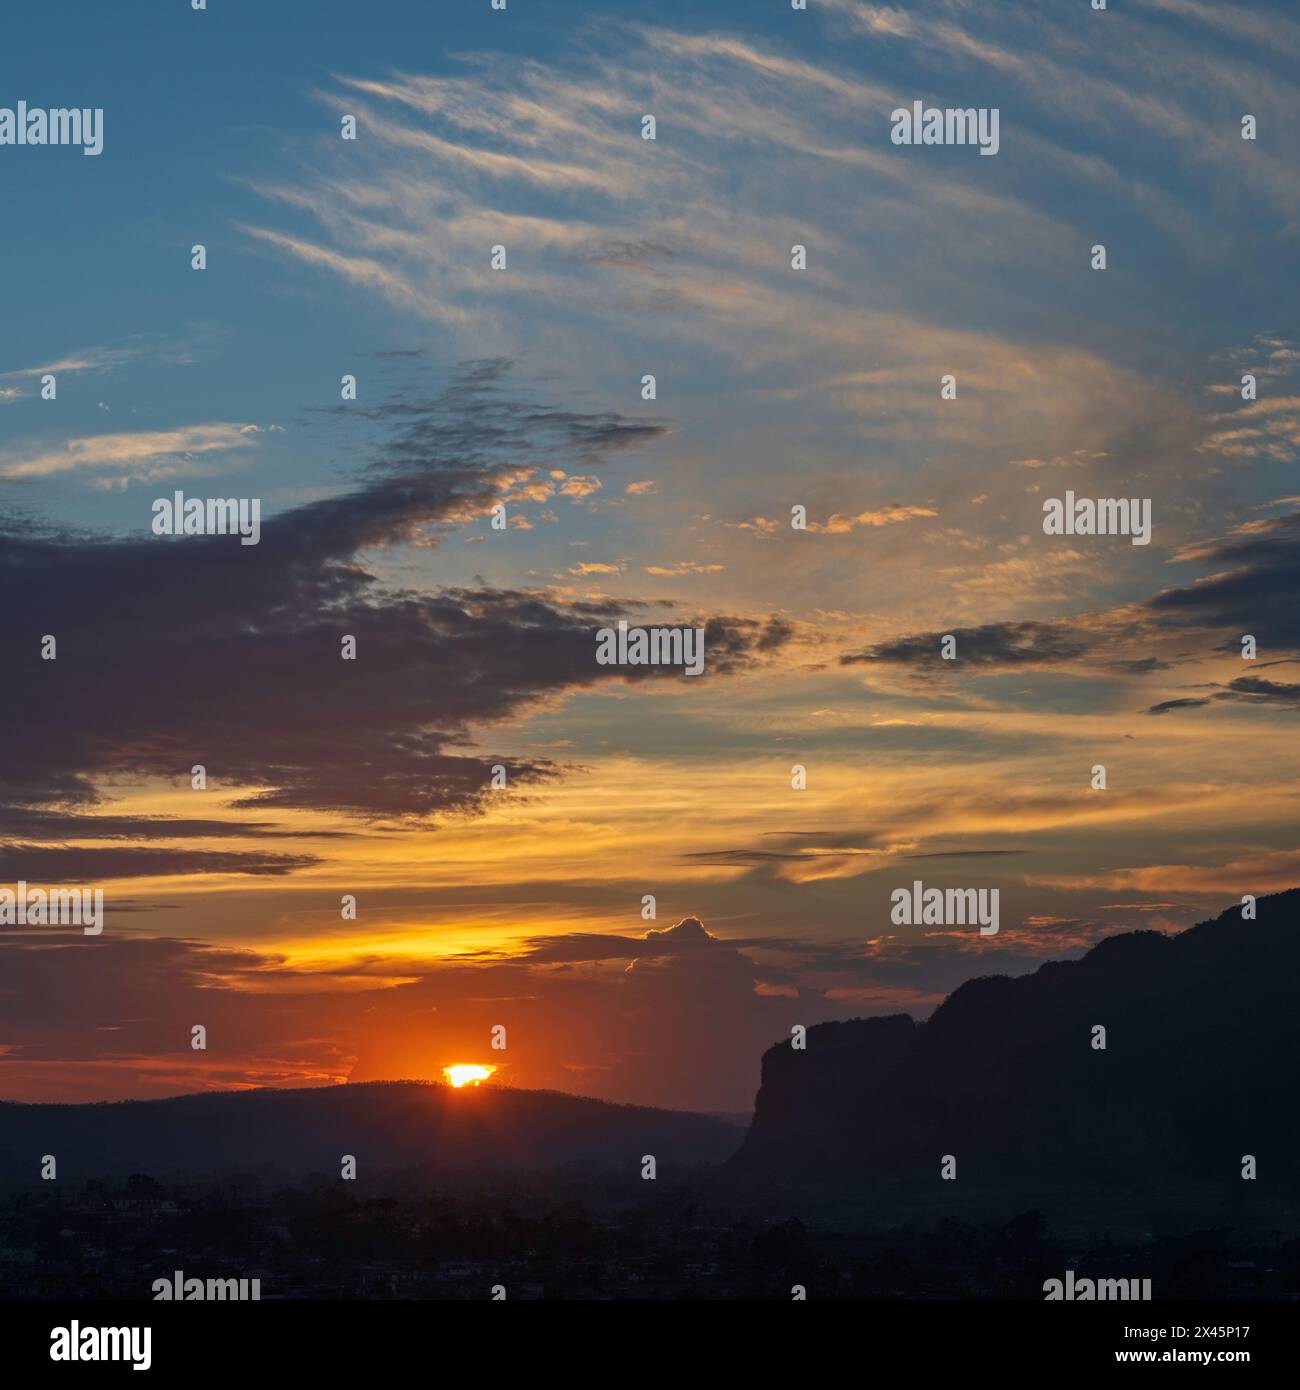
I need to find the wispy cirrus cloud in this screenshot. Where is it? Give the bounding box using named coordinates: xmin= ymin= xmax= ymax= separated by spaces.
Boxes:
xmin=0 ymin=345 xmax=141 ymax=380
xmin=0 ymin=423 xmax=262 ymax=484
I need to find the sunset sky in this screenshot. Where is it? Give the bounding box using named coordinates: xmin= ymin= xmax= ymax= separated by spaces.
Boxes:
xmin=3 ymin=0 xmax=1299 ymax=1113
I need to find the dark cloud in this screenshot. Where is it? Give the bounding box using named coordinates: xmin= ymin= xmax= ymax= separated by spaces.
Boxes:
xmin=755 ymin=615 xmax=796 ymax=651
xmin=683 ymin=849 xmax=813 ymax=865
xmin=1147 ymin=512 xmax=1300 ymax=648
xmin=0 ymin=808 xmax=348 ymax=840
xmin=312 ymin=358 xmax=670 ymax=475
xmin=0 ymin=845 xmax=319 ymax=880
xmin=1145 ymin=675 xmax=1300 ymax=716
xmin=0 ymin=366 xmax=785 ymax=837
xmin=1145 ymin=696 xmax=1214 ymax=714
xmin=514 ymin=915 xmax=721 ymax=965
xmin=841 ymin=620 xmax=1090 ymax=669
xmin=1108 ymin=656 xmax=1171 ymax=675
xmin=903 ymin=849 xmax=1026 ymax=859
xmin=1225 ymin=675 xmax=1300 ymax=705
xmin=845 ymin=513 xmax=1300 ymax=716
xmin=642 ymin=916 xmax=716 ymax=949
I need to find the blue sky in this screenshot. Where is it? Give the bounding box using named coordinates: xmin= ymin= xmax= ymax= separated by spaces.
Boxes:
xmin=7 ymin=0 xmax=1298 ymax=545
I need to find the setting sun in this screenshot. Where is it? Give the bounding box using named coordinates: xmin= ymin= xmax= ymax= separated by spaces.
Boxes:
xmin=443 ymin=1064 xmax=497 ymax=1089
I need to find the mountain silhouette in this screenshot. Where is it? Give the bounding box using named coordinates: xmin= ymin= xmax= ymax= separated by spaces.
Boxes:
xmin=7 ymin=892 xmax=1298 ymax=1192
xmin=731 ymin=890 xmax=1300 ymax=1187
xmin=0 ymin=1080 xmax=740 ymax=1181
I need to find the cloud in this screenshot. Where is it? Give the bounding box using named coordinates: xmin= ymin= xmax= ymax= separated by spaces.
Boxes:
xmin=1145 ymin=675 xmax=1300 ymax=716
xmin=566 ymin=561 xmax=625 ymax=576
xmin=557 ymin=474 xmax=602 ymax=499
xmin=0 ymin=365 xmax=785 ymax=832
xmin=0 ymin=808 xmax=349 ymax=840
xmin=237 ymin=223 xmax=450 ymax=319
xmin=644 ymin=561 xmax=725 ymax=576
xmin=0 ymin=845 xmax=319 ymax=880
xmin=823 ymin=0 xmax=1300 ymax=221
xmin=0 ymin=424 xmax=260 ymax=483
xmin=0 ymin=345 xmax=141 ymax=381
xmin=1200 ymin=395 xmax=1300 ymax=462
xmin=1146 ymin=511 xmax=1300 ymax=650
xmin=808 ymin=505 xmax=937 ymax=534
xmin=842 ymin=620 xmax=1091 ymax=670
xmin=509 ymin=915 xmax=720 ymax=965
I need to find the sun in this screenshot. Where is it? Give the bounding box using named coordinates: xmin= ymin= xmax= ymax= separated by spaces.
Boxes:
xmin=443 ymin=1064 xmax=497 ymax=1088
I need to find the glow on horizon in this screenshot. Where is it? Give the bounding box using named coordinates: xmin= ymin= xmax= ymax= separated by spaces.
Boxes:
xmin=443 ymin=1064 xmax=496 ymax=1088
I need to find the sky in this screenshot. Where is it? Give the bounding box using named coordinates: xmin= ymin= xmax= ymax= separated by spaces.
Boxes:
xmin=2 ymin=0 xmax=1299 ymax=1113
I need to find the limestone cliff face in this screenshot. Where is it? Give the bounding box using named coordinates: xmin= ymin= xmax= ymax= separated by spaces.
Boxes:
xmin=730 ymin=890 xmax=1300 ymax=1187
xmin=732 ymin=1015 xmax=920 ymax=1172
